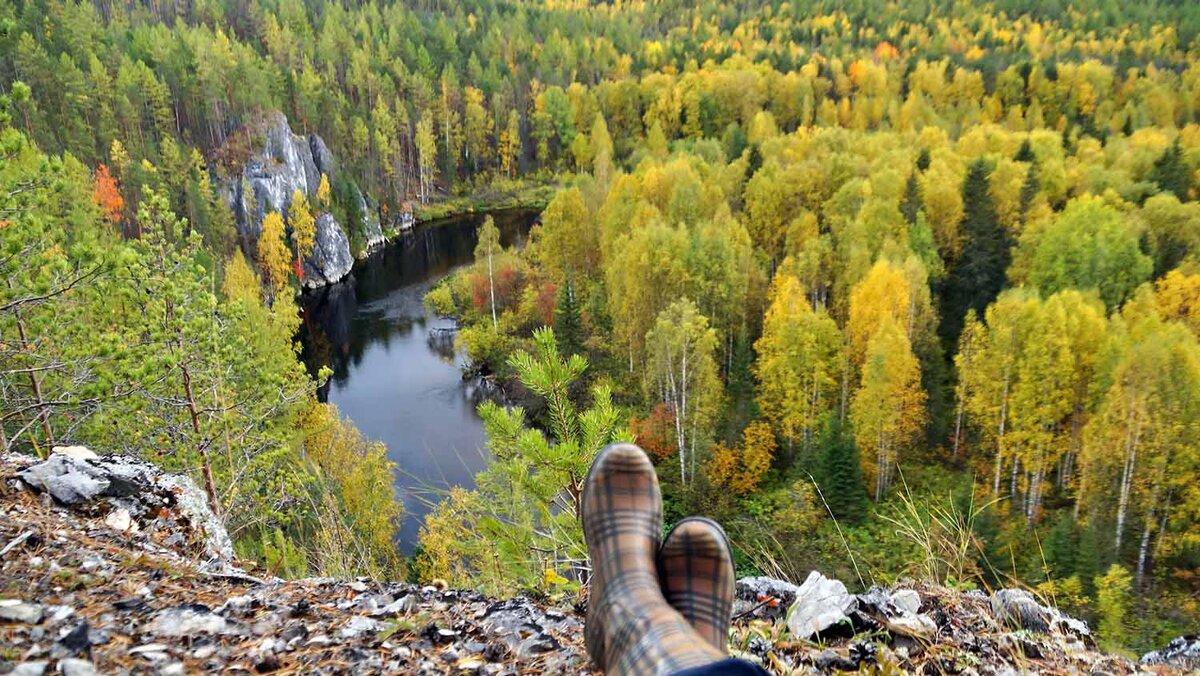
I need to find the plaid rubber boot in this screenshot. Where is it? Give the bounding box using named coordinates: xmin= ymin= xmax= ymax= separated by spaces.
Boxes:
xmin=657 ymin=517 xmax=736 ymax=654
xmin=583 ymin=443 xmax=725 ymax=674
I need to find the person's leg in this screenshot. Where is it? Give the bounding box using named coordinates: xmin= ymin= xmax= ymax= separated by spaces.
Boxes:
xmin=583 ymin=443 xmax=725 ymax=674
xmin=657 ymin=517 xmax=736 ymax=654
xmin=669 ymin=659 xmax=771 ymax=675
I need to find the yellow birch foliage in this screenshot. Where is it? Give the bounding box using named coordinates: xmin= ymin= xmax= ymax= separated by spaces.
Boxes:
xmin=257 ymin=211 xmax=292 ymax=294
xmin=754 ymin=274 xmax=843 ymax=449
xmin=1155 ymin=269 xmax=1200 ymax=336
xmin=851 ymin=318 xmax=926 ymax=501
xmin=289 ymin=189 xmax=316 ymax=261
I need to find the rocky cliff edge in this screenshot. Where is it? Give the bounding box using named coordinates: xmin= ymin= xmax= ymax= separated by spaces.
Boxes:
xmin=1 ymin=450 xmax=1195 ymax=675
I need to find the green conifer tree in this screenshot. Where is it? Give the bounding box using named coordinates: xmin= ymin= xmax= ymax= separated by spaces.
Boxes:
xmin=940 ymin=158 xmax=1010 ymax=347
xmin=819 ymin=420 xmax=868 ymax=524
xmin=1149 ymin=140 xmax=1190 ymax=201
xmin=554 ymin=278 xmax=584 ymax=356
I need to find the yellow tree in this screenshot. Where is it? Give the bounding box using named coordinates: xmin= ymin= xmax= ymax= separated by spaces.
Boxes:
xmin=537 ymin=187 xmax=597 ymax=283
xmin=707 ymin=421 xmax=776 ymax=495
xmin=316 ymin=174 xmax=332 ymax=209
xmin=1155 ymin=270 xmax=1200 ymax=336
xmin=847 ymin=256 xmax=936 ymax=374
xmin=1078 ymin=315 xmax=1200 ymax=583
xmin=754 ymin=274 xmax=843 ymax=452
xmin=257 ymin=212 xmax=292 ymax=296
xmin=289 ymin=189 xmax=316 ymax=263
xmin=644 ymin=299 xmax=721 ymax=485
xmin=851 ymin=318 xmax=926 ymax=501
xmin=959 ymin=290 xmax=1039 ymax=495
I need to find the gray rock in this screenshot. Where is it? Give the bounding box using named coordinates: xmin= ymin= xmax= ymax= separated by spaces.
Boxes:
xmin=891 ymin=589 xmax=921 ymax=615
xmin=886 ymin=612 xmax=938 ymax=639
xmin=735 ymin=576 xmax=802 ymax=621
xmin=990 ymin=588 xmax=1091 ymax=640
xmin=0 ymin=599 xmax=45 ymax=623
xmin=786 ymin=571 xmax=856 ymax=639
xmin=339 ymin=616 xmax=381 ymax=639
xmin=58 ymin=658 xmax=97 ymax=676
xmin=990 ymin=589 xmax=1049 ymax=632
xmin=10 ymin=663 xmax=48 ymax=676
xmin=1140 ymin=635 xmax=1200 ymax=670
xmin=147 ymin=606 xmax=231 ymax=637
xmin=302 ymin=213 xmax=353 ymax=288
xmin=19 ymin=455 xmax=110 ymax=505
xmin=357 ymin=190 xmax=385 ymax=253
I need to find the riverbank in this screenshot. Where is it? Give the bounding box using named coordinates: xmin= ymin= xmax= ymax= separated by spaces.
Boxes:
xmin=410 ymin=178 xmax=559 ymax=224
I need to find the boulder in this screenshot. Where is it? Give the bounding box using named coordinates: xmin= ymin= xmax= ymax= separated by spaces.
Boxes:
xmin=786 ymin=571 xmax=856 ymax=639
xmin=18 ymin=454 xmax=110 ymax=505
xmin=14 ymin=451 xmax=234 ymax=562
xmin=990 ymin=588 xmax=1090 ymax=641
xmin=1140 ymin=635 xmax=1200 ymax=670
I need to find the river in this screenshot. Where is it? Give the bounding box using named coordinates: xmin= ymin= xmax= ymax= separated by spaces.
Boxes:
xmin=299 ymin=209 xmax=538 ymax=552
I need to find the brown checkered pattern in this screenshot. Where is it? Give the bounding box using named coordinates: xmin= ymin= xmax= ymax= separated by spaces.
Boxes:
xmin=583 ymin=443 xmax=725 ymax=674
xmin=657 ymin=517 xmax=736 ymax=654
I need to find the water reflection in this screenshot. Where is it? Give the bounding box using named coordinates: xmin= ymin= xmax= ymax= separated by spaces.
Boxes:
xmin=299 ymin=209 xmax=536 ymax=551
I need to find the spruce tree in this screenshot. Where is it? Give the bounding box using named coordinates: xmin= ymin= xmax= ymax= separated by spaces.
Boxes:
xmin=818 ymin=420 xmax=868 ymax=524
xmin=915 ymin=147 xmax=931 ymax=172
xmin=1149 ymin=140 xmax=1190 ymax=201
xmin=1019 ymin=163 xmax=1038 ymax=220
xmin=1014 ymin=139 xmax=1034 ymax=163
xmin=554 ymin=278 xmax=584 ymax=356
xmin=940 ymin=158 xmax=1010 ymax=348
xmin=901 ymin=168 xmax=922 ymax=225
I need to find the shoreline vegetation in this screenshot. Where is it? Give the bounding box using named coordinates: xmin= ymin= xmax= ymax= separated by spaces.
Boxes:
xmin=410 ymin=178 xmax=559 ymax=225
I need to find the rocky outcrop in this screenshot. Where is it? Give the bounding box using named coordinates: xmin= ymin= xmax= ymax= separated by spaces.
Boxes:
xmin=219 ymin=112 xmax=383 ymax=289
xmin=1142 ymin=636 xmax=1200 ymax=671
xmin=0 ymin=451 xmax=591 ymax=675
xmin=0 ymin=451 xmax=1183 ymax=674
xmin=11 ymin=448 xmax=234 ymax=563
xmin=303 ymin=213 xmax=354 ymax=288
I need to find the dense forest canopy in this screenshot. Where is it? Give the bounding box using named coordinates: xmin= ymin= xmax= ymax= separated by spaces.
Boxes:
xmin=3 ymin=0 xmax=1200 ymax=658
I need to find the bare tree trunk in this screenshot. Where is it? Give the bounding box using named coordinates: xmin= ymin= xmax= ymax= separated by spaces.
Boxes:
xmin=993 ymin=375 xmax=1010 ymax=496
xmin=487 ymin=247 xmax=497 ymax=328
xmin=1136 ymin=511 xmax=1153 ymax=589
xmin=14 ymin=308 xmax=53 ymax=448
xmin=1115 ymin=411 xmax=1141 ymax=555
xmin=181 ymin=362 xmax=220 ymax=516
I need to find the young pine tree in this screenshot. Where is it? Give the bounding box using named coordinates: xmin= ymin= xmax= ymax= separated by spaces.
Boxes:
xmin=818 ymin=420 xmax=869 ymax=524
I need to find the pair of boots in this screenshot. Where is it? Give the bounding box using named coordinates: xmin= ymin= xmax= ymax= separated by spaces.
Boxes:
xmin=582 ymin=443 xmax=736 ymax=674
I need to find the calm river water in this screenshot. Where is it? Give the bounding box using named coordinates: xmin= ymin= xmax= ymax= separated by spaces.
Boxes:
xmin=299 ymin=209 xmax=537 ymax=551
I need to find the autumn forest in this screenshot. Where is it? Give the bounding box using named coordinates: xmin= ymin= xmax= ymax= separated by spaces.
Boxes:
xmin=3 ymin=0 xmax=1200 ymax=657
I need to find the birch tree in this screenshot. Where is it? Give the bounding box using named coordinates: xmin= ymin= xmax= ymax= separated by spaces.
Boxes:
xmin=644 ymin=299 xmax=721 ymax=485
